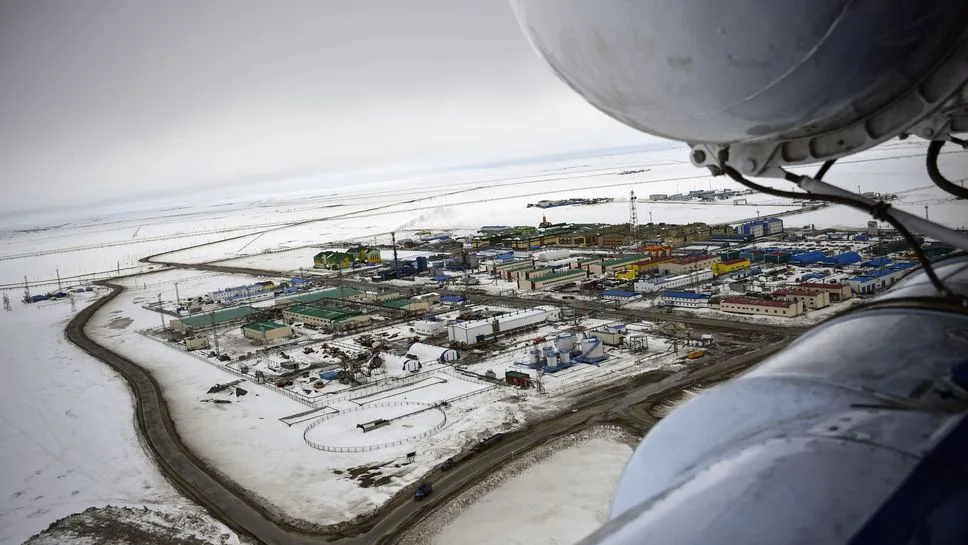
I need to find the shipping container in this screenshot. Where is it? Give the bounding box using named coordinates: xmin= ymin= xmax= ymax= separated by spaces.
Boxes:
xmin=687 ymin=350 xmax=706 ymax=360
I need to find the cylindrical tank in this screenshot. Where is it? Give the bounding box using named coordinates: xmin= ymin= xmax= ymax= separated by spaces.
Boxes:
xmin=558 ymin=350 xmax=571 ymax=365
xmin=528 ymin=348 xmax=542 ymax=368
xmin=555 ymin=332 xmax=577 ymax=352
xmin=580 ymin=338 xmax=606 ymax=360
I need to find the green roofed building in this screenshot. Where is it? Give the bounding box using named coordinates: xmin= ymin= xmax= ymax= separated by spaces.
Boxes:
xmin=274 ymin=286 xmax=363 ymax=306
xmin=282 ymin=305 xmax=370 ymax=330
xmin=241 ymin=321 xmax=292 ymax=344
xmin=169 ymin=306 xmax=258 ymax=333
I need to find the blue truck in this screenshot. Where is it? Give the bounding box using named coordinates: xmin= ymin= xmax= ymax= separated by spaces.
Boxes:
xmin=415 ymin=482 xmax=432 ymax=500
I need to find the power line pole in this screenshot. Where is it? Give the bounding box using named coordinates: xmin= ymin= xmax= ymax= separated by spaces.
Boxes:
xmin=210 ymin=311 xmax=220 ymax=356
xmin=629 ymin=189 xmax=639 ymax=241
xmin=174 ymin=281 xmax=181 ymax=309
xmin=157 ymin=294 xmax=166 ymax=330
xmin=23 ymin=276 xmax=30 ymax=303
xmin=56 ymin=269 xmax=62 ymax=291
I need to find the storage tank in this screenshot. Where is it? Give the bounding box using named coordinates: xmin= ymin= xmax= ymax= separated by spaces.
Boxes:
xmin=542 ymin=346 xmax=556 ymax=362
xmin=554 ymin=332 xmax=577 ymax=352
xmin=557 ymin=350 xmax=572 ymax=365
xmin=579 ymin=338 xmax=606 ymax=363
xmin=528 ymin=348 xmax=542 ymax=368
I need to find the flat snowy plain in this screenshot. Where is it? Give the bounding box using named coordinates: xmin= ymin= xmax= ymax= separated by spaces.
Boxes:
xmin=0 ymin=141 xmax=965 ymax=541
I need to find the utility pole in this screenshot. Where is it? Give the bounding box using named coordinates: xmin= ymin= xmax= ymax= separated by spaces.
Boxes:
xmin=210 ymin=311 xmax=220 ymax=356
xmin=70 ymin=294 xmax=76 ymax=312
xmin=174 ymin=281 xmax=181 ymax=309
xmin=23 ymin=276 xmax=30 ymax=303
xmin=3 ymin=293 xmax=11 ymax=312
xmin=56 ymin=269 xmax=62 ymax=291
xmin=925 ymin=205 xmax=930 ymax=221
xmin=157 ymin=294 xmax=166 ymax=330
xmin=629 ymin=189 xmax=639 ymax=241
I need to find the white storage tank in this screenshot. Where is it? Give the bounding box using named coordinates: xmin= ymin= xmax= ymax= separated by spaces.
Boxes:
xmin=557 ymin=350 xmax=571 ymax=365
xmin=579 ymin=338 xmax=606 ymax=361
xmin=529 ymin=348 xmax=542 ymax=367
xmin=555 ymin=332 xmax=577 ymax=352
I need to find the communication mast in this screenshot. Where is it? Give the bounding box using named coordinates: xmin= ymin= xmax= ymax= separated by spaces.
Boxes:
xmin=629 ymin=189 xmax=639 ymax=241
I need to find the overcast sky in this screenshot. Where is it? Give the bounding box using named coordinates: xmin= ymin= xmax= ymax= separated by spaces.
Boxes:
xmin=0 ymin=1 xmax=656 ymax=214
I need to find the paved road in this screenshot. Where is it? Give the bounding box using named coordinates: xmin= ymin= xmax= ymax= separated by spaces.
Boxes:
xmin=67 ymin=281 xmax=796 ymax=545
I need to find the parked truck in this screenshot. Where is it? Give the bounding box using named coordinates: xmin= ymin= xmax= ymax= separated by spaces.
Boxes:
xmin=415 ymin=482 xmax=433 ymax=500
xmin=473 ymin=433 xmax=506 ymax=452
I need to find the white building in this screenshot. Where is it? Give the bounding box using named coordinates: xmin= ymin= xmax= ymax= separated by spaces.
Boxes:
xmin=406 ymin=342 xmax=460 ymax=364
xmin=721 ymin=297 xmax=804 ymax=317
xmin=661 ymin=291 xmax=710 ymax=308
xmin=634 ymin=269 xmax=714 ymax=293
xmin=447 ymin=306 xmax=561 ymax=346
xmin=412 ymin=319 xmax=446 ymax=336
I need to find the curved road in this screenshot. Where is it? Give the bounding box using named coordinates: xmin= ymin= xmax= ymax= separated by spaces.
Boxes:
xmin=67 ymin=283 xmax=794 ymax=545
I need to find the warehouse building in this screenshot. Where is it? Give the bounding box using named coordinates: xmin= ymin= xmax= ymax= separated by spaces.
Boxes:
xmin=412 ymin=319 xmax=446 ymax=336
xmin=519 ymin=269 xmax=589 ymax=291
xmin=282 ymin=305 xmax=370 ymax=330
xmin=601 ymin=289 xmax=641 ymax=301
xmin=447 ymin=306 xmax=560 ymax=345
xmin=773 ymin=288 xmax=830 ymax=309
xmin=662 ymin=291 xmax=710 ymax=308
xmin=821 ymin=251 xmax=862 ymax=267
xmin=241 ymin=321 xmax=293 ymax=344
xmin=712 ymin=258 xmax=751 ymax=276
xmin=845 ymin=264 xmax=916 ymax=295
xmin=274 ymin=286 xmax=364 ymax=306
xmin=720 ymin=297 xmax=803 ymax=317
xmin=382 ymin=298 xmax=432 ymax=313
xmin=587 ymin=254 xmax=652 ymax=275
xmin=208 ymin=281 xmax=276 ymax=304
xmin=660 ymin=255 xmax=721 ymax=275
xmin=634 ymin=269 xmax=714 ymax=293
xmin=169 ymin=306 xmax=259 ymax=333
xmin=789 ymin=251 xmax=827 ymax=265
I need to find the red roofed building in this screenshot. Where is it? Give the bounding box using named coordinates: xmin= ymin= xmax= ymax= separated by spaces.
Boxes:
xmin=773 ymin=288 xmax=830 ymax=309
xmin=797 ymin=282 xmax=853 ymax=302
xmin=721 ymin=296 xmax=804 ymax=317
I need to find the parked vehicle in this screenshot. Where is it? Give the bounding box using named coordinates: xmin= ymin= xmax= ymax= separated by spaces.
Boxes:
xmin=687 ymin=350 xmax=706 ymax=360
xmin=441 ymin=458 xmax=456 ymax=471
xmin=415 ymin=482 xmax=433 ymax=500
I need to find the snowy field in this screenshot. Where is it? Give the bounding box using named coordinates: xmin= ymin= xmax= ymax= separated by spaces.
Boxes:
xmin=0 ymin=292 xmax=239 ymax=545
xmin=401 ymin=427 xmax=635 ymax=545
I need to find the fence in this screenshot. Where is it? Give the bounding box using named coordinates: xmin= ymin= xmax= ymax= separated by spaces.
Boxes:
xmin=542 ymin=351 xmax=671 ymax=397
xmin=303 ymin=401 xmax=447 ymax=453
xmin=138 ymin=331 xmax=314 ymax=406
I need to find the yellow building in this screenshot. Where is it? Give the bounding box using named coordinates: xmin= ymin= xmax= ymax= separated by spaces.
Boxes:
xmin=615 ymin=269 xmax=637 ymax=281
xmin=712 ymin=258 xmax=751 ymax=276
xmin=313 ymin=251 xmax=353 ymax=269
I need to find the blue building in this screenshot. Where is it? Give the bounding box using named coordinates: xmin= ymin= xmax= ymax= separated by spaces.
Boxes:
xmin=662 ymin=290 xmax=711 ymax=308
xmin=790 ymin=251 xmax=826 ymax=265
xmin=820 ymin=252 xmax=862 ymax=267
xmin=601 ymin=289 xmax=640 ymax=300
xmin=734 ymin=218 xmax=784 ymax=238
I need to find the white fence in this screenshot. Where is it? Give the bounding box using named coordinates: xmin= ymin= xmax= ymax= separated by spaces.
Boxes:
xmin=303 ymin=401 xmax=447 ymax=453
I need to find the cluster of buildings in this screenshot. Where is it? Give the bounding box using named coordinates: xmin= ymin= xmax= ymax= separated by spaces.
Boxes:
xmin=313 ymin=246 xmax=382 ymax=270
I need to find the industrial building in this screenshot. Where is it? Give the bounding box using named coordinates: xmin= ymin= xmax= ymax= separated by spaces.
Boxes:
xmin=773 ymin=288 xmax=830 ymax=310
xmin=447 ymin=306 xmax=560 ymax=346
xmin=184 ymin=336 xmax=210 ymax=350
xmin=734 ymin=218 xmax=784 ymax=238
xmin=634 ymin=269 xmax=714 ymax=293
xmin=412 ymin=319 xmax=446 ymax=336
xmin=712 ymin=258 xmax=751 ymax=276
xmin=241 ymin=321 xmax=293 ymax=344
xmin=586 ymin=254 xmax=651 ymax=275
xmin=601 ymin=290 xmax=641 ymax=301
xmin=274 ymin=286 xmax=364 ymax=306
xmin=313 ymin=247 xmax=382 ymax=269
xmin=821 ymin=251 xmax=862 ymax=267
xmin=382 ymin=298 xmax=432 ymax=313
xmin=662 ymin=291 xmax=710 ymax=308
xmin=169 ymin=306 xmax=259 ymax=333
xmin=660 ymin=255 xmax=721 ymax=275
xmin=797 ymin=282 xmax=853 ymax=302
xmin=845 ymin=263 xmax=917 ymax=295
xmin=406 ymin=342 xmax=460 ymax=364
xmin=789 ymin=251 xmax=827 ymax=265
xmin=208 ymin=281 xmax=275 ymax=305
xmin=282 ymin=305 xmax=370 ymax=330
xmin=720 ymin=297 xmax=804 ymax=317
xmin=519 ymin=269 xmax=589 ymax=291
xmin=346 ymin=246 xmax=383 ymax=264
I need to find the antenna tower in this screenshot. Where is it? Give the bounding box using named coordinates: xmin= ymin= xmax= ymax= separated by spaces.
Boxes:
xmin=391 ymin=232 xmax=399 ymax=279
xmin=629 ymin=189 xmax=639 ymax=240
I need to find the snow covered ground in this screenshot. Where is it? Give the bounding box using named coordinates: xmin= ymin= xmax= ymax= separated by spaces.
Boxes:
xmin=400 ymin=427 xmax=635 ymax=545
xmin=80 ymin=269 xmax=564 ymax=526
xmin=0 ymin=292 xmax=238 ymax=545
